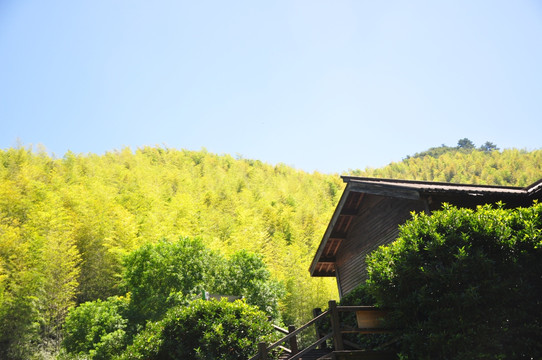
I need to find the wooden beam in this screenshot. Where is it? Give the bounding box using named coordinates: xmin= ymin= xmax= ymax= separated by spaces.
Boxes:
xmin=354 ymin=192 xmax=364 ymax=208
xmin=349 ymin=184 xmax=420 ymax=200
xmin=341 ymin=209 xmax=358 ymax=216
xmin=330 ymin=231 xmax=347 ymax=239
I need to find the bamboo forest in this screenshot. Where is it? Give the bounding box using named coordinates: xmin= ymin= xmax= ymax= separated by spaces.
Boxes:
xmin=0 ymin=141 xmax=541 ymax=359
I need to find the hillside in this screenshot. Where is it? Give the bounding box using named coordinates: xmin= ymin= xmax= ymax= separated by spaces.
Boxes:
xmin=1 ymin=142 xmax=541 ymax=357
xmin=0 ymin=146 xmax=342 ymax=332
xmin=349 ymin=140 xmax=542 ymax=186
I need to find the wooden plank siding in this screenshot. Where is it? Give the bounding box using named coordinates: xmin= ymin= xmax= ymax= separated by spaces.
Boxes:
xmin=335 ymin=194 xmax=426 ymax=296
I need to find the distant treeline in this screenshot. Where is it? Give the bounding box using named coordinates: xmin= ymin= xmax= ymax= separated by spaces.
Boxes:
xmin=351 ymin=139 xmax=542 ymax=185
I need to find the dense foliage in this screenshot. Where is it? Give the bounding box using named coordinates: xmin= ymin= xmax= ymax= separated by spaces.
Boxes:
xmin=61 ymin=237 xmax=282 ymax=359
xmin=122 ymin=237 xmax=212 ymax=323
xmin=62 ymin=296 xmax=129 ymax=359
xmin=0 ymin=146 xmax=340 ymax=358
xmin=209 ymin=249 xmax=285 ymax=318
xmin=120 ymin=299 xmax=274 ymax=360
xmin=366 ymin=203 xmax=542 ymax=359
xmin=353 ymin=140 xmax=542 ymax=185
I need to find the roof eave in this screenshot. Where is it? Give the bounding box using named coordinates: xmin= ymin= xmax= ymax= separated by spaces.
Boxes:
xmin=309 ymin=184 xmax=352 ymax=276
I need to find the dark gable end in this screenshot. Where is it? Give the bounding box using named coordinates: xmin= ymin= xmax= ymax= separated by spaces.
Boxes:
xmin=310 ymin=177 xmax=542 ymax=297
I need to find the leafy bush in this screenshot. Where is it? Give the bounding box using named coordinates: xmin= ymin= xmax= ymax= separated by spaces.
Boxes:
xmin=366 ymin=203 xmax=542 ymax=359
xmin=62 ymin=296 xmax=129 ymax=359
xmin=119 ymin=299 xmax=274 ymax=360
xmin=340 ymin=282 xmax=377 ymax=306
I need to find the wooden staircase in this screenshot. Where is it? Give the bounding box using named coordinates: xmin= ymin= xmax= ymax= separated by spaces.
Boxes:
xmin=278 ymin=349 xmax=397 ymax=360
xmin=249 ymin=300 xmax=397 ymax=360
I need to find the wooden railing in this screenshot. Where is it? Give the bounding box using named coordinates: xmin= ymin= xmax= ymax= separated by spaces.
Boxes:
xmin=249 ymin=300 xmax=392 ymax=360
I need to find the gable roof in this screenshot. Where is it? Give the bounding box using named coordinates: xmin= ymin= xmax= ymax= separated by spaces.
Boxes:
xmin=310 ymin=176 xmax=541 ymax=277
xmin=526 ymin=178 xmax=542 ymax=196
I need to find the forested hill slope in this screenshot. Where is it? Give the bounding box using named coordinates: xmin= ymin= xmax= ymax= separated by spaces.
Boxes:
xmin=0 ymin=147 xmax=343 ymax=334
xmin=350 ymin=142 xmax=542 ymax=186
xmin=1 ymin=143 xmax=541 ymax=357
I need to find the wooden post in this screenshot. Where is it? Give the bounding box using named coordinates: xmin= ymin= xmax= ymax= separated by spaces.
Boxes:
xmin=313 ymin=307 xmax=326 ymax=349
xmin=258 ymin=342 xmax=267 ymax=360
xmin=288 ymin=325 xmax=298 ymax=355
xmin=329 ymin=300 xmax=344 ymax=351
xmin=313 ymin=307 xmax=329 ymax=349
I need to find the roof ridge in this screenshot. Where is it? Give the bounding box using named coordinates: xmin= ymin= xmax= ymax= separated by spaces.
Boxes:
xmin=341 ymin=176 xmax=530 ymax=191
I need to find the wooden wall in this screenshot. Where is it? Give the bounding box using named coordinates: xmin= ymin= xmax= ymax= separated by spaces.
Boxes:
xmin=335 ymin=194 xmax=426 ymax=296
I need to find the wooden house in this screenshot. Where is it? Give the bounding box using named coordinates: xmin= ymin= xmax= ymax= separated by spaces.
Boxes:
xmin=310 ymin=177 xmax=542 ymax=297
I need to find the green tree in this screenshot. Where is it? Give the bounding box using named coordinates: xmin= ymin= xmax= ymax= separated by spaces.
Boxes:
xmin=479 ymin=141 xmax=499 ymax=152
xmin=210 ymin=250 xmax=284 ymax=319
xmin=0 ymin=151 xmax=44 ymax=359
xmin=457 ymin=137 xmax=476 ymax=150
xmin=121 ymin=237 xmax=212 ymax=324
xmin=366 ymin=203 xmax=542 ymax=359
xmin=0 ymin=236 xmax=41 ymax=359
xmin=120 ymin=299 xmax=274 ymax=360
xmin=121 ymin=237 xmax=285 ymax=324
xmin=62 ymin=238 xmax=286 ymax=359
xmin=22 ymin=194 xmax=82 ymax=352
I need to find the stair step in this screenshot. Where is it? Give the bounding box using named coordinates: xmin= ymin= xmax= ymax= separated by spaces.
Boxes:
xmin=282 ymin=349 xmax=332 ymax=360
xmin=321 ymin=350 xmax=398 ymax=360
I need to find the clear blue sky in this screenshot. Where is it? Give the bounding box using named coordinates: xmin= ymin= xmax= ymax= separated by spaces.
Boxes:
xmin=1 ymin=1 xmax=541 ymax=174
